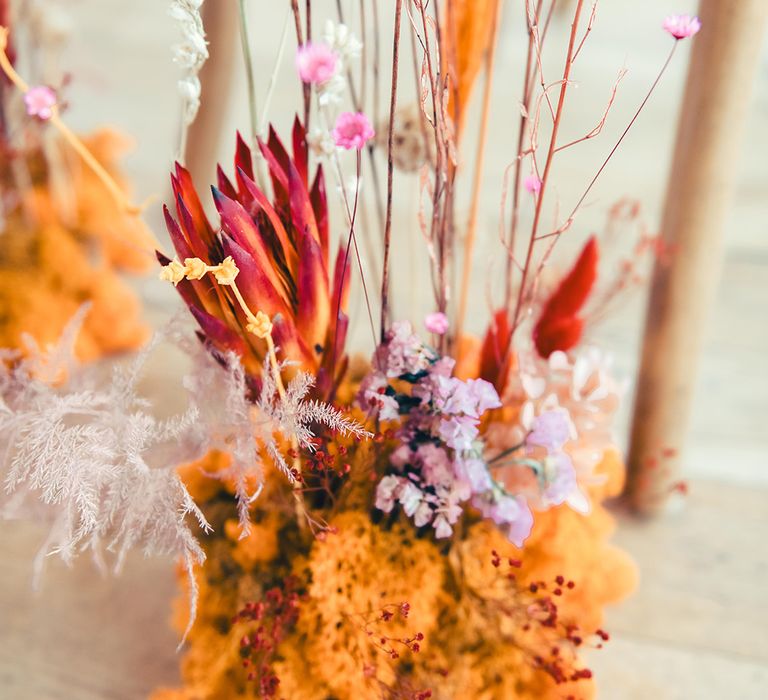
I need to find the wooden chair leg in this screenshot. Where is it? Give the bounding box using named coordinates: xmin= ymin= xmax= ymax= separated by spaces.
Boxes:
xmin=626 ymin=0 xmax=768 ymax=514
xmin=184 ymin=0 xmax=239 ymax=190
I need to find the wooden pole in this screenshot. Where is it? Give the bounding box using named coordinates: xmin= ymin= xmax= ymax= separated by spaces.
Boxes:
xmin=626 ymin=0 xmax=768 ymax=514
xmin=184 ymin=0 xmax=238 ymax=189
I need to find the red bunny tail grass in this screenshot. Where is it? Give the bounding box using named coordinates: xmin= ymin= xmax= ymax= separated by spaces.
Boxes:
xmin=533 ymin=237 xmax=599 ymax=358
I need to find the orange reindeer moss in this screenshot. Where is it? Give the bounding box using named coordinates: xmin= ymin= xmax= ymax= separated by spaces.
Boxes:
xmin=0 ymin=129 xmax=150 ymax=359
xmin=155 ymin=402 xmax=634 ymax=700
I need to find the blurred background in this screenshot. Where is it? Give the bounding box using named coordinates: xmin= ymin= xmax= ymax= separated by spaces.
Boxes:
xmin=1 ymin=0 xmax=766 ymax=697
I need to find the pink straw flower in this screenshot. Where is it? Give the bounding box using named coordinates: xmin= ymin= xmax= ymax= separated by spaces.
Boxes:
xmin=24 ymin=85 xmax=57 ymax=120
xmin=662 ymin=14 xmax=701 ymax=40
xmin=523 ymin=173 xmax=542 ymax=194
xmin=425 ymin=311 xmax=449 ymax=335
xmin=295 ymin=42 xmax=338 ymax=84
xmin=332 ymin=111 xmax=375 ymax=150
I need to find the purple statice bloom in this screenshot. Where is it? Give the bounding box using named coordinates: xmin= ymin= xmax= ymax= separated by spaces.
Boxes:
xmin=433 ymin=514 xmax=453 ymax=539
xmin=375 ymin=475 xmax=401 ymax=512
xmin=466 ymin=378 xmax=502 ymax=415
xmin=506 ymin=499 xmax=534 ymax=547
xmin=417 ymin=443 xmax=453 ymax=487
xmin=473 ymin=492 xmax=534 ymax=547
xmin=377 ymin=321 xmax=433 ymax=378
xmin=357 ymin=371 xmax=400 ymax=421
xmin=430 ymin=356 xmax=456 ymax=378
xmin=454 ymin=455 xmax=493 ymax=493
xmin=526 ymin=409 xmax=571 ymax=451
xmin=542 ymin=452 xmax=577 ymax=506
xmin=413 ymin=373 xmax=457 ymax=411
xmin=438 ymin=414 xmax=480 ymax=451
xmin=398 ymin=480 xmax=424 ymax=517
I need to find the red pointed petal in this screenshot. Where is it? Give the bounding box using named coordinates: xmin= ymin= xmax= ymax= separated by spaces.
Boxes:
xmin=212 ymin=187 xmax=288 ymax=301
xmin=235 ymin=131 xmax=254 ymax=182
xmin=310 ymin=165 xmax=329 ymax=260
xmin=237 ymin=168 xmax=297 ymax=271
xmin=220 ymin=233 xmax=290 ymax=318
xmin=189 ymin=305 xmax=247 ymax=357
xmin=163 ymin=204 xmax=195 ymax=260
xmin=271 ymin=315 xmax=314 ymax=367
xmin=292 ymin=115 xmax=308 ymax=185
xmin=287 ymin=159 xmax=320 ymax=249
xmin=266 ymin=125 xmax=292 ymax=180
xmin=330 ymin=244 xmax=351 ymax=314
xmin=174 ymin=195 xmax=212 ymax=260
xmin=296 ymin=233 xmax=330 ymax=354
xmin=172 ymin=163 xmax=215 ymax=248
xmin=216 ymin=165 xmax=238 ymax=200
xmin=258 ymin=135 xmax=289 ymax=210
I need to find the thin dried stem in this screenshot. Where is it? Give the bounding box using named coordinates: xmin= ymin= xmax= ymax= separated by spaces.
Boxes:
xmin=290 ymin=0 xmax=310 ymax=129
xmin=380 ymin=0 xmax=404 ymax=341
xmin=507 ymin=0 xmax=585 ymax=349
xmin=504 ymin=0 xmax=543 ymax=306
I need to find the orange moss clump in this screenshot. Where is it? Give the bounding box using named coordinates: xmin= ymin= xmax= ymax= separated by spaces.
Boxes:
xmin=0 ymin=129 xmax=150 ymax=359
xmin=154 ymin=430 xmax=635 ymax=700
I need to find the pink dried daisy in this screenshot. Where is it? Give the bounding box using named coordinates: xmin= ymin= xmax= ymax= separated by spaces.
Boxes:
xmin=424 ymin=311 xmax=449 ymax=335
xmin=662 ymin=14 xmax=701 ymax=40
xmin=24 ymin=85 xmax=57 ymax=120
xmin=295 ymin=42 xmax=338 ymax=85
xmin=332 ymin=111 xmax=375 ymax=150
xmin=523 ymin=173 xmax=542 ymax=194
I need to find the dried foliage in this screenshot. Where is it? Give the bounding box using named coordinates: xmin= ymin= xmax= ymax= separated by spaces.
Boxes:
xmin=0 ymin=307 xmax=368 ymax=640
xmin=442 ymin=0 xmax=501 ymax=131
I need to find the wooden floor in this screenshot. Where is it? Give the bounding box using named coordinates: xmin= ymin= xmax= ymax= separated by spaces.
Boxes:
xmin=1 ymin=1 xmax=767 ymax=698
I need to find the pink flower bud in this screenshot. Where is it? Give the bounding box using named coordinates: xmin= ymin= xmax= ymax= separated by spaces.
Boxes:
xmin=295 ymin=42 xmax=338 ymax=84
xmin=662 ymin=14 xmax=701 ymax=40
xmin=523 ymin=174 xmax=542 ymax=194
xmin=424 ymin=311 xmax=449 ymax=335
xmin=332 ymin=111 xmax=375 ymax=150
xmin=24 ymin=85 xmax=57 ymax=120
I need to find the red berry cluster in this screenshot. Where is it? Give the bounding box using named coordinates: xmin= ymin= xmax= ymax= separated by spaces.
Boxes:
xmin=486 ymin=552 xmax=610 ymax=689
xmin=355 ymin=601 xmax=424 ymax=660
xmin=233 ymin=577 xmax=302 ymax=698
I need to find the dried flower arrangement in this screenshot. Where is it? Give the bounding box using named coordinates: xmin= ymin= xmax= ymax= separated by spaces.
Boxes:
xmin=0 ymin=1 xmax=700 ymax=698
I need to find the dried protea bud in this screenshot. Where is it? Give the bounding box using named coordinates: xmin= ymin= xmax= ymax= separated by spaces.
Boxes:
xmin=376 ymin=105 xmax=434 ymax=173
xmin=160 ymin=119 xmax=351 ymax=398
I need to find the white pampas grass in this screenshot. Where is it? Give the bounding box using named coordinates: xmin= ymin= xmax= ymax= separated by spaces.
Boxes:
xmin=0 ymin=306 xmax=369 ymax=641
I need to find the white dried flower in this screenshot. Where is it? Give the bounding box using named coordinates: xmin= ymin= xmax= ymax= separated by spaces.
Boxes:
xmin=178 ymin=76 xmax=201 ymax=123
xmin=307 ymin=127 xmax=337 ymax=158
xmin=169 ymin=0 xmax=208 ymax=125
xmin=317 ymin=73 xmax=346 ymax=106
xmin=323 ymin=20 xmax=362 ymax=64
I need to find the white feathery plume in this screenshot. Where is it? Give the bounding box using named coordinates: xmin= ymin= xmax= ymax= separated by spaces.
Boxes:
xmin=0 ymin=307 xmax=370 ymax=641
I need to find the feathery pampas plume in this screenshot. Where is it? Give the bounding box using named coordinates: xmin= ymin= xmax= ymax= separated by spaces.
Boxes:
xmin=0 ymin=306 xmax=369 ymax=642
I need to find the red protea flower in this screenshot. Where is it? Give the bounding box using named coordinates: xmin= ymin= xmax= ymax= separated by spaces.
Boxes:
xmin=160 ymin=118 xmax=350 ymax=397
